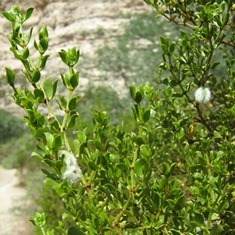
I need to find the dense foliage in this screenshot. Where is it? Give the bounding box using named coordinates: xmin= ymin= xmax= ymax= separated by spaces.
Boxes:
xmin=2 ymin=1 xmax=235 ymax=234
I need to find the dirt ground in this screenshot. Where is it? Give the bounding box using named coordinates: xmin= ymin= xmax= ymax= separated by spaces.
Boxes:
xmin=0 ymin=166 xmax=33 ymax=235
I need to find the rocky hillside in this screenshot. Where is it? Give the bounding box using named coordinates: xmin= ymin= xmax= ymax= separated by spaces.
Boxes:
xmin=0 ymin=0 xmax=153 ymax=113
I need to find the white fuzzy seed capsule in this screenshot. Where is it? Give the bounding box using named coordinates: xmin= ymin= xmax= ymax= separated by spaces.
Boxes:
xmin=194 ymin=87 xmax=211 ymax=103
xmin=59 ymin=150 xmax=77 ymax=166
xmin=62 ymin=165 xmax=82 ymax=184
xmin=59 ymin=150 xmax=82 ymax=184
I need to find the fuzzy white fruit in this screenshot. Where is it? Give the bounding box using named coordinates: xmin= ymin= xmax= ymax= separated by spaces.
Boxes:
xmin=195 ymin=87 xmax=211 ymax=103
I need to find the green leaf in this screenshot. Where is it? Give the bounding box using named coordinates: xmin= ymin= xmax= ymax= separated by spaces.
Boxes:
xmin=22 ymin=47 xmax=30 ymax=60
xmin=160 ymin=36 xmax=169 ymax=45
xmin=34 ymin=88 xmax=45 ymax=103
xmin=31 ymin=69 xmax=41 ymax=83
xmin=175 ymin=195 xmax=185 ymax=210
xmin=76 ymin=131 xmax=87 ymax=144
xmin=53 ymin=80 xmax=58 ymax=97
xmin=30 ymin=212 xmax=46 ymax=228
xmin=140 ymin=144 xmax=152 ymax=158
xmin=129 ymin=86 xmax=136 ymax=101
xmin=61 ymin=74 xmax=70 ymax=88
xmin=88 ymin=161 xmax=98 ymax=170
xmin=24 ymin=7 xmax=34 ymax=21
xmin=170 ymin=79 xmax=178 ymax=87
xmin=35 ymin=33 xmax=48 ymax=54
xmin=43 ymin=78 xmax=54 ymax=100
xmin=169 ymin=42 xmax=176 ymax=55
xmin=2 ymin=11 xmax=15 ymax=22
xmin=43 ymin=159 xmax=55 ymax=168
xmin=160 ymin=36 xmax=169 ymax=54
xmin=68 ymin=97 xmax=79 ymax=111
xmin=134 ymin=159 xmax=148 ymax=177
xmin=67 ymin=113 xmax=79 ymax=129
xmin=70 ymin=72 xmax=79 ymax=89
xmin=21 ymin=27 xmax=33 ymax=46
xmin=115 ymin=163 xmax=127 ymax=177
xmin=49 ymin=119 xmax=60 ymax=132
xmin=31 ymin=151 xmax=43 ymax=160
xmin=54 ymin=135 xmax=62 ymax=150
xmin=58 ymin=95 xmax=67 ymax=110
xmin=40 ymin=37 xmax=49 ymax=52
xmin=161 ymin=44 xmax=168 ymax=54
xmin=44 ymin=132 xmax=54 ymax=149
xmin=143 ymin=109 xmax=150 ymax=123
xmin=41 ymin=168 xmax=58 ymax=180
xmin=67 ymin=47 xmax=80 ymax=67
xmin=194 ymin=213 xmax=205 ymax=225
xmin=39 ymin=26 xmax=49 ymax=39
xmin=44 ymin=178 xmax=64 ymax=197
xmin=59 ymin=50 xmax=67 ymax=64
xmin=214 ymin=130 xmax=222 ymax=139
xmin=5 ymin=67 xmax=15 ymax=85
xmin=67 ymin=227 xmax=82 ymax=235
xmin=135 ymin=90 xmax=144 ymax=103
xmin=46 ymin=229 xmax=55 ymax=235
xmin=34 ymin=128 xmax=45 ymax=139
xmin=73 ymin=139 xmax=81 ymax=156
xmin=169 ymin=229 xmax=181 ymax=235
xmin=38 ymin=55 xmax=50 ymax=69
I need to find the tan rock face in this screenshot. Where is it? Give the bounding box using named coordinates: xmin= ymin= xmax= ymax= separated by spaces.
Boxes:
xmin=0 ymin=0 xmax=151 ymax=113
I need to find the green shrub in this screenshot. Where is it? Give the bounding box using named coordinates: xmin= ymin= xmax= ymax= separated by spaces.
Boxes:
xmin=0 ymin=133 xmax=36 ymax=169
xmin=0 ymin=108 xmax=24 ymax=142
xmin=79 ymin=85 xmax=131 ymax=124
xmin=2 ymin=2 xmax=235 ymax=235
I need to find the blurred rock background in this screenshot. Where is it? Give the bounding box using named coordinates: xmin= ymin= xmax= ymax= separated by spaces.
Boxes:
xmin=0 ymin=0 xmax=153 ymax=113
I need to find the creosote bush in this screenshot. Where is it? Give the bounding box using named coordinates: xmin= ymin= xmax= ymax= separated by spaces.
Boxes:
xmin=2 ymin=1 xmax=235 ymax=234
